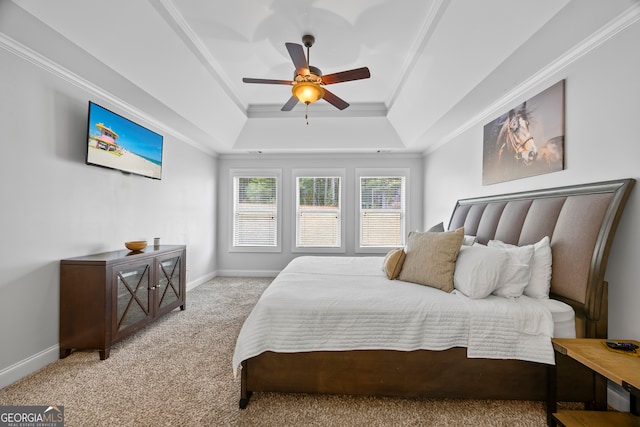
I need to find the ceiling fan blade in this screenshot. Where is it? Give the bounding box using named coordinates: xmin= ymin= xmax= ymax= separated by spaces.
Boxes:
xmin=322 ymin=89 xmax=349 ymax=110
xmin=243 ymin=77 xmax=292 ymax=85
xmin=321 ymin=67 xmax=371 ymax=85
xmin=281 ymin=96 xmax=299 ymax=111
xmin=285 ymin=42 xmax=309 ymax=75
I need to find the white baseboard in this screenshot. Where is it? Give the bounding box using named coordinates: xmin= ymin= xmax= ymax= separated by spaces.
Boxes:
xmin=1 ymin=275 xmax=218 ymax=390
xmin=187 ymin=271 xmax=278 ymax=291
xmin=186 ymin=271 xmax=216 ymax=292
xmin=215 ymin=269 xmax=279 ymax=277
xmin=0 ymin=345 xmax=59 ymax=389
xmin=607 ymin=381 xmax=630 ymax=412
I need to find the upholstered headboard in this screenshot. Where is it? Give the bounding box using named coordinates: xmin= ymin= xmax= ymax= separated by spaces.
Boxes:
xmin=448 ymin=179 xmax=635 ymax=338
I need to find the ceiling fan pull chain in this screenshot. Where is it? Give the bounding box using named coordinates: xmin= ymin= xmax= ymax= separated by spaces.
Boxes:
xmin=305 ymin=103 xmax=309 ymax=125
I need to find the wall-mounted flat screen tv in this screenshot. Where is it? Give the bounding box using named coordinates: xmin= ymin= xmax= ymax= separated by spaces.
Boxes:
xmin=86 ymin=101 xmax=163 ymax=180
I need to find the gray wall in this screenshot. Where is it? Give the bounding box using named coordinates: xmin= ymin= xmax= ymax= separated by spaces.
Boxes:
xmin=423 ymin=15 xmax=640 ymax=409
xmin=2 ymin=1 xmax=639 ymax=407
xmin=0 ymin=16 xmax=217 ymax=387
xmin=216 ymin=154 xmax=424 ymax=275
xmin=423 ymin=13 xmax=640 ymax=348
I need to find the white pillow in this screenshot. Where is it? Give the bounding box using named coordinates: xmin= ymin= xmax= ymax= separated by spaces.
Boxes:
xmin=453 ymin=245 xmax=509 ymax=298
xmin=489 ymin=236 xmax=552 ymax=298
xmin=462 ymin=235 xmax=478 ymax=246
xmin=487 ymin=240 xmax=535 ymax=298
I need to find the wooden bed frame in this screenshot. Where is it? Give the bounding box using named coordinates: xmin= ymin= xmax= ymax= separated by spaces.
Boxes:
xmin=239 ymin=179 xmax=635 ymax=408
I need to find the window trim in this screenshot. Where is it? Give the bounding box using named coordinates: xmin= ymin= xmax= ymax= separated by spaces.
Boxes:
xmin=229 ymin=168 xmax=282 ymax=253
xmin=355 ymin=168 xmax=409 ymax=254
xmin=292 ymin=168 xmax=346 ymax=253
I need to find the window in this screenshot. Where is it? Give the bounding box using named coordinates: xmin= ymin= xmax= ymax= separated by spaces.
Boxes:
xmin=357 ymin=169 xmax=407 ymax=251
xmin=231 ymin=169 xmax=281 ymax=252
xmin=294 ymin=169 xmax=344 ymax=252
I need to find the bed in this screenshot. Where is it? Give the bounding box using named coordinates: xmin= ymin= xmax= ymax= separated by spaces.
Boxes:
xmin=233 ymin=179 xmax=634 ymax=409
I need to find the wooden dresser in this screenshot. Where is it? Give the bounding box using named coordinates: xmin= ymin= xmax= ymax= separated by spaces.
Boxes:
xmin=60 ymin=245 xmax=186 ymax=360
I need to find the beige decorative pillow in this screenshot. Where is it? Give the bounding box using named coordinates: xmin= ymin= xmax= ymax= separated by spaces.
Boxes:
xmin=398 ymin=227 xmax=464 ymax=292
xmin=383 ymin=248 xmax=406 ymax=279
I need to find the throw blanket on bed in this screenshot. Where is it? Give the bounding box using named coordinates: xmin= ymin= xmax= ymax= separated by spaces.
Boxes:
xmin=232 ymin=256 xmax=555 ymax=375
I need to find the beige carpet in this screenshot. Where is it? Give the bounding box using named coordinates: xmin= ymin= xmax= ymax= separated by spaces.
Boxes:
xmin=0 ymin=277 xmax=551 ymax=426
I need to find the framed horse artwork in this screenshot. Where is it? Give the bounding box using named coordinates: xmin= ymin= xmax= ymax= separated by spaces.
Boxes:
xmin=482 ymin=80 xmax=565 ymax=185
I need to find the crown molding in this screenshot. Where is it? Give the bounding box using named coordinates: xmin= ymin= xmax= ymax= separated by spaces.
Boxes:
xmin=422 ymin=1 xmax=640 ymax=155
xmin=0 ymin=31 xmax=218 ymax=156
xmin=151 ymin=0 xmax=246 ymax=116
xmin=386 ymin=0 xmax=449 ymax=109
xmin=219 ymin=151 xmax=423 ymax=160
xmin=246 ymin=102 xmax=388 ymax=119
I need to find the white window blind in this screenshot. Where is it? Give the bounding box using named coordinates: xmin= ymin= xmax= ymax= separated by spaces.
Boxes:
xmin=296 ymin=176 xmax=341 ymax=248
xmin=233 ymin=176 xmax=278 ymax=247
xmin=359 ymin=176 xmax=405 ymax=247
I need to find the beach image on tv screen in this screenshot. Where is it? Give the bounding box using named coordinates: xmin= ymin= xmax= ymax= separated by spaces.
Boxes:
xmin=87 ymin=102 xmax=163 ymax=179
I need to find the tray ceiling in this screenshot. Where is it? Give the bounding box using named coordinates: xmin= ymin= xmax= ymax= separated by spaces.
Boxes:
xmin=6 ymin=0 xmax=637 ymax=154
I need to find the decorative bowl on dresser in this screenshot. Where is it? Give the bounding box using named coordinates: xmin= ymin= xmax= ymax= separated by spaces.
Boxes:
xmin=124 ymin=240 xmax=148 ymax=251
xmin=59 ymin=245 xmax=186 ymax=360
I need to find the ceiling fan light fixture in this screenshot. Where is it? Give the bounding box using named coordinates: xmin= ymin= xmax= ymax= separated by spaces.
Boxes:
xmin=243 ymin=35 xmax=369 ymax=114
xmin=292 ymin=81 xmax=324 ymax=105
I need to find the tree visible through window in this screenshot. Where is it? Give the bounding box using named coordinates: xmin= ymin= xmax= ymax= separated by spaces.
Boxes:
xmin=360 ymin=176 xmax=405 ymax=247
xmin=233 ymin=176 xmax=278 ymax=247
xmin=296 ymin=176 xmax=341 ymax=247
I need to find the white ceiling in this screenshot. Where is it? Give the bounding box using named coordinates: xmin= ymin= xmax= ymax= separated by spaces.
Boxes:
xmin=8 ymin=0 xmax=638 ymax=154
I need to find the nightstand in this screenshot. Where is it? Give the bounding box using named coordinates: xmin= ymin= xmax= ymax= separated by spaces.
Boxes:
xmin=548 ymin=338 xmax=640 ymax=426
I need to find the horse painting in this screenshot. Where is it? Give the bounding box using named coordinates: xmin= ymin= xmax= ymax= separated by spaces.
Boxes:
xmin=538 ymin=136 xmax=563 ymax=168
xmin=496 ymin=102 xmax=538 ymax=167
xmin=482 ymin=80 xmax=565 ymax=185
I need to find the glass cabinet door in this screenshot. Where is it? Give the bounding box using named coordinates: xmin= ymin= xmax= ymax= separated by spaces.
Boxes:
xmin=156 ymin=253 xmax=182 ymax=313
xmin=113 ymin=261 xmax=152 ymax=338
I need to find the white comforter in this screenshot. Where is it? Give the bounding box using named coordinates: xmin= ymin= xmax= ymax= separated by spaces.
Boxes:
xmin=232 ymin=256 xmax=555 ymax=375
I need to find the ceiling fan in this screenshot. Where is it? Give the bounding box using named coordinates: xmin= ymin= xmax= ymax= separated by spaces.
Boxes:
xmin=242 ymin=34 xmax=371 ymax=119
